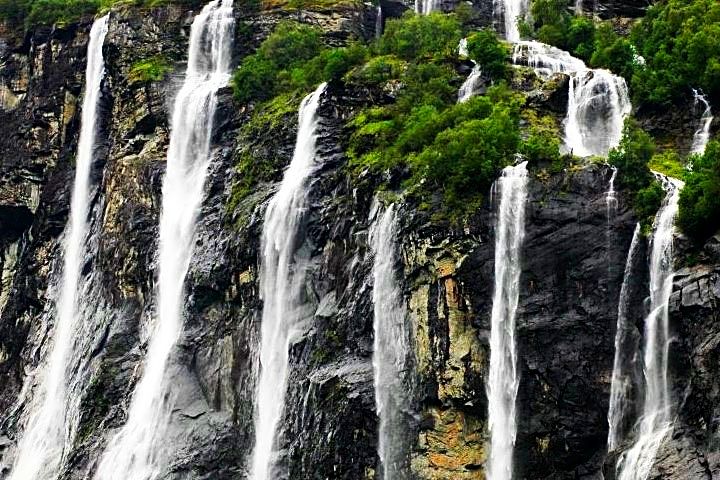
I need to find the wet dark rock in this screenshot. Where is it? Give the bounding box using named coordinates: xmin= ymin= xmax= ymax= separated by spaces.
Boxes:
xmin=1 ymin=1 xmax=719 ymax=479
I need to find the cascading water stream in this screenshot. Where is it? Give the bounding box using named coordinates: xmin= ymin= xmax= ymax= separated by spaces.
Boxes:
xmin=691 ymin=89 xmax=713 ymax=155
xmin=458 ymin=64 xmax=482 ymax=103
xmin=512 ymin=41 xmax=631 ymax=157
xmin=615 ymin=175 xmax=684 ymax=480
xmin=8 ymin=15 xmax=109 ymax=480
xmin=415 ymin=0 xmax=437 ymax=14
xmin=93 ymin=2 xmax=234 ymax=478
xmin=606 ymin=166 xmax=618 ymax=221
xmin=498 ymin=0 xmax=529 ymax=42
xmin=369 ymin=201 xmax=414 ymax=479
xmin=375 ymin=5 xmax=383 ymax=39
xmin=486 ymin=161 xmax=529 ymax=480
xmin=607 ymin=223 xmax=641 ymax=452
xmin=251 ymin=82 xmax=327 ymax=480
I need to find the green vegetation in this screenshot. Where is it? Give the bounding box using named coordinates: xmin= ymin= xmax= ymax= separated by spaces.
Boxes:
xmin=231 ymin=21 xmax=367 ymax=103
xmin=229 ymin=13 xmax=537 ymax=221
xmin=466 ymin=29 xmax=510 ymax=80
xmin=524 ymin=0 xmax=636 ymax=79
xmin=520 ymin=110 xmax=563 ymax=171
xmin=609 ymin=118 xmax=655 ymax=191
xmin=678 ymin=141 xmax=720 ymax=244
xmin=343 ymin=14 xmax=528 ymax=218
xmin=524 ymin=0 xmax=720 ymax=107
xmin=631 ymin=0 xmax=720 ymax=107
xmin=0 ymin=0 xmax=201 ymax=29
xmin=648 ymin=151 xmax=685 ymax=180
xmin=128 ymin=55 xmax=172 ymax=83
xmin=229 ymin=91 xmax=303 ymax=213
xmin=608 ymin=118 xmax=664 ymax=228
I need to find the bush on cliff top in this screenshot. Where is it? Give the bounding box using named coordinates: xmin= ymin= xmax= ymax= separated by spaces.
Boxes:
xmin=678 ymin=141 xmax=720 ymax=244
xmin=231 ymin=21 xmax=368 ymax=103
xmin=0 ymin=0 xmax=202 ymax=29
xmin=631 ymin=0 xmax=720 ymax=107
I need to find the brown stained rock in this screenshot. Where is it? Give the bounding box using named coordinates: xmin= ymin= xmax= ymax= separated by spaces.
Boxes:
xmin=412 ymin=407 xmax=486 ymax=479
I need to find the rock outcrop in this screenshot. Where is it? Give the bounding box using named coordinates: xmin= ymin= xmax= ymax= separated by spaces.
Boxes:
xmin=0 ymin=1 xmax=718 ymax=479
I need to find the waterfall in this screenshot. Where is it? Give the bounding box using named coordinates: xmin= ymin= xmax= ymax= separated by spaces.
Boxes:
xmin=415 ymin=0 xmax=437 ymax=14
xmin=486 ymin=161 xmax=529 ymax=480
xmin=375 ymin=4 xmax=383 ymax=39
xmin=8 ymin=15 xmax=109 ymax=480
xmin=93 ymin=2 xmax=234 ymax=478
xmin=565 ymin=70 xmax=631 ymax=157
xmin=251 ymin=82 xmax=327 ymax=480
xmin=615 ymin=175 xmax=684 ymax=480
xmin=606 ymin=166 xmax=618 ymax=221
xmin=497 ymin=0 xmax=529 ymax=42
xmin=458 ymin=37 xmax=468 ymax=58
xmin=607 ymin=223 xmax=641 ymax=452
xmin=458 ymin=64 xmax=482 ymax=103
xmin=512 ymin=41 xmax=631 ymax=157
xmin=512 ymin=41 xmax=585 ymax=78
xmin=369 ymin=201 xmax=414 ymax=479
xmin=691 ymin=89 xmax=713 ymax=155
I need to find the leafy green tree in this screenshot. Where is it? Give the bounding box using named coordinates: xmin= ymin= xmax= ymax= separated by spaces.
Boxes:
xmin=631 ymin=0 xmax=720 ymax=106
xmin=565 ymin=16 xmax=595 ymax=60
xmin=678 ymin=141 xmax=720 ymax=243
xmin=378 ymin=12 xmax=461 ymax=62
xmin=608 ymin=118 xmax=655 ymax=191
xmin=589 ymin=23 xmax=635 ymax=80
xmin=466 ymin=29 xmax=509 ymax=80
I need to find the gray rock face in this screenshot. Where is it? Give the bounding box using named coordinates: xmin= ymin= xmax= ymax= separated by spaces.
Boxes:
xmin=0 ymin=2 xmax=718 ymax=480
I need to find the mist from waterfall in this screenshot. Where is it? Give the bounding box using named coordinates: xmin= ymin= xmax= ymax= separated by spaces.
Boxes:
xmin=93 ymin=2 xmax=234 ymax=478
xmin=251 ymin=82 xmax=327 ymax=480
xmin=8 ymin=15 xmax=109 ymax=480
xmin=486 ymin=161 xmax=529 ymax=480
xmin=512 ymin=41 xmax=631 ymax=157
xmin=607 ymin=223 xmax=641 ymax=452
xmin=615 ymin=175 xmax=684 ymax=480
xmin=691 ymin=89 xmax=713 ymax=155
xmin=370 ymin=201 xmax=414 ymax=480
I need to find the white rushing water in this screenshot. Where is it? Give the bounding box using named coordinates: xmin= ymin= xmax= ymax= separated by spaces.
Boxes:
xmin=512 ymin=41 xmax=631 ymax=157
xmin=94 ymin=2 xmax=234 ymax=478
xmin=498 ymin=0 xmax=529 ymax=42
xmin=251 ymin=82 xmax=326 ymax=480
xmin=606 ymin=166 xmax=618 ymax=220
xmin=8 ymin=15 xmax=109 ymax=480
xmin=370 ymin=201 xmax=414 ymax=479
xmin=415 ymin=0 xmax=438 ymax=14
xmin=458 ymin=64 xmax=482 ymax=103
xmin=486 ymin=161 xmax=529 ymax=480
xmin=616 ymin=175 xmax=684 ymax=480
xmin=607 ymin=223 xmax=641 ymax=452
xmin=691 ymin=89 xmax=713 ymax=155
xmin=565 ymin=70 xmax=631 ymax=157
xmin=375 ymin=5 xmax=383 ymax=39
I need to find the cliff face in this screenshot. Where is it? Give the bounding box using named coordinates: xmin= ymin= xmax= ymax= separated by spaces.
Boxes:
xmin=0 ymin=1 xmax=718 ymax=480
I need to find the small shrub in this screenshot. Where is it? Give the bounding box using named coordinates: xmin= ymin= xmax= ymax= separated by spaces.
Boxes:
xmin=678 ymin=141 xmax=720 ymax=243
xmin=634 ymin=180 xmax=664 ymax=226
xmin=347 ymin=55 xmax=406 ymax=85
xmin=378 ymin=12 xmax=461 ymax=62
xmin=466 ymin=29 xmax=509 ymax=80
xmin=128 ymin=56 xmax=172 ymax=83
xmin=609 ymin=118 xmax=655 ymax=191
